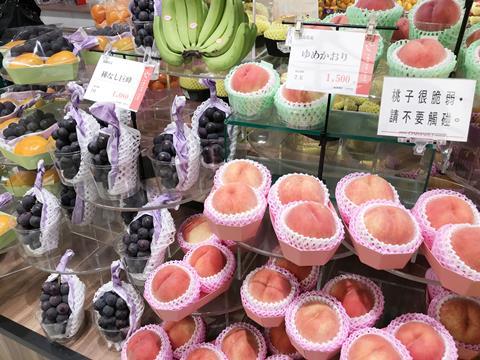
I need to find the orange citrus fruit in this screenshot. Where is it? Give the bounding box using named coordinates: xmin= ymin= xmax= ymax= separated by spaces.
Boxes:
xmin=0 ymin=213 xmax=15 ymax=236
xmin=91 ymin=4 xmax=106 ymax=23
xmin=45 ymin=51 xmax=77 ymax=65
xmin=13 ymin=135 xmax=49 ymax=156
xmin=9 ymin=53 xmax=43 ymax=69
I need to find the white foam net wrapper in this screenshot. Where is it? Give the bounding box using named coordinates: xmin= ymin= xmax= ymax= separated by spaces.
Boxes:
xmin=93 ymin=280 xmax=145 ymax=351
xmin=432 ymin=224 xmax=480 ymax=282
xmin=73 ymin=180 xmax=97 ymax=226
xmin=162 ymin=316 xmax=206 ymax=359
xmin=241 ymin=265 xmax=300 ymax=319
xmin=26 ymin=186 xmax=62 ymax=255
xmin=339 ymin=327 xmax=413 ymax=360
xmin=214 ymin=322 xmax=267 ymax=360
xmin=386 ymin=313 xmax=458 ymax=360
xmin=121 ymin=324 xmax=173 ymax=360
xmin=46 ymin=271 xmax=86 ymax=339
xmin=323 ymin=273 xmax=385 ymax=332
xmin=108 ymin=125 xmax=141 ymax=196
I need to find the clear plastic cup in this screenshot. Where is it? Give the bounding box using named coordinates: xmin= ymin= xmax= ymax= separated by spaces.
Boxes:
xmin=50 ymin=149 xmax=82 ymax=186
xmin=92 ymin=310 xmax=129 ymax=350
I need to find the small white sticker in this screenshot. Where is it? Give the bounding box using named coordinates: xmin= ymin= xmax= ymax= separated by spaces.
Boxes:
xmin=164 ymin=15 xmax=171 ymax=21
xmin=190 ymin=22 xmax=198 ymax=29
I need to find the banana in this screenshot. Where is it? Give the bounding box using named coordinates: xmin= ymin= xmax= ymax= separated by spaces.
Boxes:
xmin=200 ymin=0 xmax=234 ymax=48
xmin=201 ymin=0 xmax=243 ymax=56
xmin=154 ymin=16 xmax=184 ymax=66
xmin=197 ymin=0 xmax=226 ymax=45
xmin=186 ymin=0 xmax=204 ymax=47
xmin=175 ymin=0 xmax=191 ymax=49
xmin=240 ymin=23 xmax=257 ymax=60
xmin=161 ymin=0 xmax=185 ymax=54
xmin=201 ymin=0 xmax=208 ymax=21
xmin=203 ymin=22 xmax=250 ymax=71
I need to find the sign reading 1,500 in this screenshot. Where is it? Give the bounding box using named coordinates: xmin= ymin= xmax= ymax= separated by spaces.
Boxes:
xmin=325 ymin=73 xmax=351 ymax=85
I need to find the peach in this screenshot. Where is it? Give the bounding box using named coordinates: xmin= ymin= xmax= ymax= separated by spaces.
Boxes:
xmin=451 ymin=227 xmax=480 ymax=272
xmin=356 ymin=0 xmax=395 ymax=11
xmin=163 ymin=316 xmax=195 ymax=350
xmin=278 ymin=175 xmax=326 ymax=205
xmin=231 ymin=64 xmax=270 ymax=93
xmin=414 ymin=0 xmax=460 ymax=32
xmin=281 ymin=87 xmax=324 ymax=103
xmin=274 ymin=258 xmax=312 ymax=283
xmin=425 ymin=196 xmax=475 ymax=230
xmin=249 ymin=268 xmax=291 ymax=302
xmin=467 ymin=30 xmax=480 ymax=47
xmin=331 ymin=15 xmax=349 ymax=25
xmin=364 ymin=205 xmax=415 ymax=245
xmin=348 ymin=334 xmax=401 ymax=360
xmin=439 ymin=298 xmax=480 ymax=345
xmin=397 ymin=39 xmax=447 ymax=68
xmin=269 ymin=322 xmax=297 ymax=355
xmin=295 ymin=301 xmax=340 ymax=343
xmin=395 ymin=321 xmax=445 ymax=360
xmin=188 ymin=245 xmax=226 ymax=277
xmin=345 ymin=175 xmax=395 ymax=206
xmin=126 ymin=330 xmax=162 ymax=360
xmin=392 ymin=18 xmax=409 ymax=42
xmin=221 ymin=328 xmax=259 ymax=360
xmin=285 ymin=203 xmax=336 ymax=238
xmin=329 ymin=279 xmax=374 ymax=318
xmin=183 ymin=215 xmax=213 ymax=244
xmin=222 ymin=161 xmax=263 ymax=189
xmin=152 ymin=266 xmax=190 ymax=302
xmin=187 ymin=348 xmax=218 ymax=360
xmin=212 ymin=183 xmax=258 ymax=215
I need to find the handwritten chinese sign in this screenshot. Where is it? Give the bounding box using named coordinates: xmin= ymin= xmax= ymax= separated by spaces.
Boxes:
xmin=286 ymin=28 xmax=379 ymax=96
xmin=85 ymin=55 xmax=154 ymax=112
xmin=378 ymin=77 xmax=476 ymax=142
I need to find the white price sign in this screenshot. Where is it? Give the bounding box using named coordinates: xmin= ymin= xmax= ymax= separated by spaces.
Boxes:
xmin=286 ymin=28 xmax=379 ymax=96
xmin=378 ymin=77 xmax=476 ymax=142
xmin=85 ymin=55 xmax=154 ymax=112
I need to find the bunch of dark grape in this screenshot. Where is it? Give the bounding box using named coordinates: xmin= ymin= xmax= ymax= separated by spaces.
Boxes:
xmin=40 ymin=279 xmax=71 ymax=332
xmin=16 ymin=194 xmax=43 ymax=250
xmin=94 ymin=291 xmax=130 ymax=340
xmin=92 ymin=24 xmax=130 ymax=36
xmin=8 ymin=85 xmax=48 ymax=92
xmin=198 ymin=107 xmax=226 ymax=164
xmin=52 ymin=117 xmax=80 ymax=180
xmin=122 ymin=214 xmax=153 ymax=273
xmin=133 ymin=22 xmax=154 ymax=48
xmin=87 ymin=134 xmax=110 ymax=184
xmin=2 ymin=109 xmax=56 ymax=140
xmin=10 ymin=32 xmax=73 ymax=57
xmin=131 ymin=0 xmax=154 ymax=22
xmin=60 ymin=185 xmax=76 ymax=218
xmin=10 ymin=26 xmax=55 ymax=41
xmin=0 ymin=101 xmax=16 ymax=118
xmin=152 ymin=133 xmax=178 ymax=189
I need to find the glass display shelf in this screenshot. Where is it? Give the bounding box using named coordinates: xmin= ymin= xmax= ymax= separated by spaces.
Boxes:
xmin=236 ymin=209 xmax=353 ymax=260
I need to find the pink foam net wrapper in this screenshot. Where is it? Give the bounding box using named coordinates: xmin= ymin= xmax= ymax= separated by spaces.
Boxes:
xmin=285 ymin=291 xmax=350 ymax=359
xmin=264 ymin=327 xmax=302 ymax=359
xmin=241 ymin=265 xmax=300 ymax=328
xmin=348 ymin=200 xmax=423 ymax=270
xmin=176 ymin=214 xmax=222 ymax=254
xmin=266 ymin=356 xmax=294 ymax=360
xmin=425 ymin=268 xmax=448 ymax=306
xmin=322 ymin=273 xmax=384 ymax=332
xmin=121 ymin=324 xmax=173 ymax=360
xmin=268 ymin=173 xmax=329 ymax=226
xmin=144 ymin=261 xmax=201 ymax=317
xmin=386 ymin=313 xmax=458 ymax=360
xmin=214 ymin=322 xmax=267 ymax=360
xmin=179 ymin=343 xmax=228 ymax=360
xmin=432 ymin=224 xmax=480 ymax=282
xmin=412 ymin=189 xmax=480 ymax=250
xmin=162 ymin=316 xmax=206 ymax=359
xmin=428 ymin=293 xmax=480 ymax=360
xmin=335 ymin=172 xmax=400 ymax=226
xmin=213 ymin=159 xmax=272 ymax=197
xmin=267 ymin=257 xmax=320 ymax=292
xmin=203 ymin=185 xmax=267 ymax=242
xmin=274 ymin=201 xmax=344 ymax=266
xmin=339 ymin=327 xmax=412 ymax=360
xmin=184 ymin=243 xmax=236 ymax=294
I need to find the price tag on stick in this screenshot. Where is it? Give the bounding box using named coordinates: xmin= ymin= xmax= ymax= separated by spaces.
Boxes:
xmin=378 ymin=77 xmax=476 ymax=142
xmin=286 ymin=28 xmax=379 ymax=96
xmin=85 ymin=55 xmax=154 ymax=112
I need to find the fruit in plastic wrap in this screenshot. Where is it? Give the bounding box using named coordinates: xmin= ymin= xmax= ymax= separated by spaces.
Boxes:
xmin=295 ymin=301 xmax=340 ymax=343
xmin=264 ymin=22 xmax=290 ymax=41
xmin=9 ymin=35 xmax=74 ymax=58
xmin=13 ymin=136 xmax=51 ymax=156
xmin=87 ymin=133 xmax=111 ymax=185
xmin=395 ymin=321 xmax=446 ymax=360
xmin=3 ymin=109 xmax=56 ymax=140
xmin=91 ymin=4 xmax=107 ymax=26
xmin=212 ymin=183 xmax=258 ymax=215
xmin=17 ymin=194 xmax=44 ymax=249
xmin=111 ymin=37 xmax=134 ymax=51
xmin=221 ymin=327 xmax=260 ymax=360
xmin=131 ymin=0 xmax=155 ymax=22
xmin=134 ymin=22 xmax=155 ymax=49
xmin=8 ymin=53 xmax=43 ymax=68
xmin=348 ymin=334 xmax=401 ymax=360
xmin=52 ymin=117 xmax=81 ymax=180
xmin=126 ymin=330 xmax=163 ymax=360
xmin=45 ymin=51 xmax=77 ymax=65
xmin=358 ymin=101 xmax=380 ymax=114
xmin=414 ymin=0 xmax=460 ymax=32
xmin=246 ymin=12 xmax=270 ymax=35
xmin=230 ymin=63 xmax=270 ymax=93
xmin=198 ymin=106 xmax=226 ymax=165
xmin=152 ymin=265 xmax=191 ymax=302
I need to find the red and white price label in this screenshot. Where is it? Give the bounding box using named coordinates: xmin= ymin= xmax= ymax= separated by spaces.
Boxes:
xmin=286 ymin=28 xmax=379 ymax=96
xmin=85 ymin=55 xmax=154 ymax=112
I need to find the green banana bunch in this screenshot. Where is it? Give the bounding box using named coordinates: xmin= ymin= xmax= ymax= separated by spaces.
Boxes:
xmin=153 ymin=0 xmax=256 ymax=72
